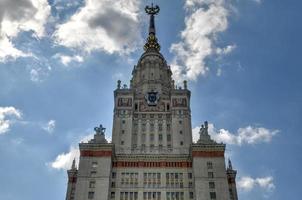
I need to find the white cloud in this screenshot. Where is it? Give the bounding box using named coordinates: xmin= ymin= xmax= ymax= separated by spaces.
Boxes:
xmin=192 ymin=123 xmax=278 ymax=145
xmin=238 ymin=176 xmax=275 ymax=192
xmin=216 ymin=68 xmax=222 ymax=76
xmin=0 ymin=106 xmax=22 ymax=134
xmin=216 ymin=44 xmax=236 ymax=55
xmin=30 ymin=68 xmax=40 ymax=82
xmin=49 ymin=146 xmax=79 ymax=170
xmin=252 ymin=0 xmax=262 ymax=4
xmin=43 ymin=120 xmax=56 ymax=134
xmin=48 ymin=131 xmax=112 ymax=170
xmin=192 ymin=126 xmax=200 ymax=143
xmin=170 ymin=0 xmax=233 ymax=82
xmin=54 ymin=54 xmax=84 ymax=66
xmin=0 ymin=36 xmax=31 ymax=62
xmin=0 ymin=0 xmax=51 ymax=62
xmin=53 ymin=0 xmax=142 ymax=55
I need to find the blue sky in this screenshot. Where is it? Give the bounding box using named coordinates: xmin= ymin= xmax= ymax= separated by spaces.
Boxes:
xmin=0 ymin=0 xmax=301 ymax=199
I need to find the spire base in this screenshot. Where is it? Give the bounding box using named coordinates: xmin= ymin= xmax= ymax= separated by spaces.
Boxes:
xmin=144 ymin=34 xmax=161 ymax=52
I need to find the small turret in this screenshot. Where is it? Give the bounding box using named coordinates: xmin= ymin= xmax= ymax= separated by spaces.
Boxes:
xmin=226 ymin=158 xmax=238 ymax=200
xmin=71 ymin=158 xmax=76 ymax=170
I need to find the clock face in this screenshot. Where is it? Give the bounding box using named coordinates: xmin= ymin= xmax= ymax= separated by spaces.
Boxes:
xmin=145 ymin=91 xmax=159 ymax=106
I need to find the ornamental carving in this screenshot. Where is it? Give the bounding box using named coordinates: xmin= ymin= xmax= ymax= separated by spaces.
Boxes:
xmin=139 ymin=101 xmax=165 ymax=112
xmin=172 ymin=98 xmax=187 ymax=107
xmin=117 ymin=98 xmax=132 ymax=107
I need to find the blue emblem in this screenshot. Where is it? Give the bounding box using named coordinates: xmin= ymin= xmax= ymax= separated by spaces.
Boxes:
xmin=145 ymin=91 xmax=159 ymax=106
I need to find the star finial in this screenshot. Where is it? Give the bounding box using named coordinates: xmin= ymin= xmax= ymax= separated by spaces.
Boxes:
xmin=144 ymin=4 xmax=161 ymax=52
xmin=94 ymin=124 xmax=106 ymax=135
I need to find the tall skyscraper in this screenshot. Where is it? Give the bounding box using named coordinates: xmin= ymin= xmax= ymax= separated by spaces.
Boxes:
xmin=65 ymin=4 xmax=238 ymax=200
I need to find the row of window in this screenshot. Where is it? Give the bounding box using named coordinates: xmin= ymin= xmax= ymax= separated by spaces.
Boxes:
xmin=119 ymin=192 xmax=138 ymax=200
xmin=111 ymin=172 xmax=193 ymax=179
xmin=133 ymin=114 xmax=171 ymax=119
xmin=88 ymin=191 xmax=215 ymax=200
xmin=166 ymin=192 xmax=187 ymax=200
xmin=120 ymin=173 xmax=139 ymax=185
xmin=143 ymin=173 xmax=161 ymax=182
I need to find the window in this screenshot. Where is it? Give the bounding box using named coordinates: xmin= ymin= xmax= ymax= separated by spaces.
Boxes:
xmin=189 ymin=192 xmax=194 ymax=199
xmin=180 ymin=141 xmax=183 ymax=146
xmin=111 ymin=182 xmax=115 ymax=188
xmin=167 ymin=104 xmax=170 ymax=111
xmin=208 ymin=172 xmax=214 ymax=178
xmin=135 ymin=103 xmax=138 ymax=111
xmin=167 ymin=124 xmax=171 ymax=131
xmin=158 ymin=124 xmax=163 ymax=131
xmin=121 ymin=140 xmax=124 ymax=145
xmin=167 ymin=134 xmax=171 ymax=142
xmin=150 ymin=134 xmax=154 ymax=141
xmin=122 ymin=130 xmax=125 ymax=134
xmin=210 ymin=192 xmax=216 ymax=199
xmin=90 ymin=171 xmax=97 ymax=176
xmin=209 ymin=182 xmax=215 ymax=189
xmin=111 ymin=192 xmax=115 ymax=199
xmin=88 ymin=192 xmax=94 ymax=199
xmin=159 ymin=134 xmax=163 ymax=141
xmin=122 ymin=120 xmax=125 ymax=124
xmin=89 ymin=181 xmax=95 ymax=188
xmin=179 ymin=130 xmax=183 ymax=134
xmin=189 ymin=181 xmax=193 ymax=188
xmin=179 ymin=120 xmax=182 ymax=124
xmin=150 ymin=123 xmax=155 ymax=132
xmin=142 ymin=123 xmax=146 ymax=131
xmin=112 ymin=172 xmax=116 ymax=178
xmin=207 ymin=161 xmax=213 ymax=169
xmin=188 ymin=173 xmax=193 ymax=179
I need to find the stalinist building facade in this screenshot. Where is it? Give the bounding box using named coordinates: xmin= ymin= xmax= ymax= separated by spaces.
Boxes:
xmin=65 ymin=4 xmax=238 ymax=200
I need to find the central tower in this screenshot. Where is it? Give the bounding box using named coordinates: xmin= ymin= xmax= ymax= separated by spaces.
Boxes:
xmin=112 ymin=4 xmax=192 ymax=155
xmin=65 ymin=4 xmax=238 ymax=200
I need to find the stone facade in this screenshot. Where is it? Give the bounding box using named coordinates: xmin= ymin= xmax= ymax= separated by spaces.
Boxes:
xmin=65 ymin=4 xmax=238 ymax=200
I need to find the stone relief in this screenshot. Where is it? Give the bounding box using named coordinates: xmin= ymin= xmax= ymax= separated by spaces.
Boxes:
xmin=117 ymin=98 xmax=132 ymax=107
xmin=172 ymin=98 xmax=187 ymax=107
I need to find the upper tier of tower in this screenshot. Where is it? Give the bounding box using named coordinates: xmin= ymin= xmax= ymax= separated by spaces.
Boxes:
xmin=130 ymin=4 xmax=174 ymax=96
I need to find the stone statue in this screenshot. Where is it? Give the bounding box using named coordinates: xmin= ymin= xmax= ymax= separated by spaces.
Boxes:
xmin=94 ymin=124 xmax=106 ymax=136
xmin=199 ymin=121 xmax=208 ymax=135
xmin=183 ymin=80 xmax=187 ymax=89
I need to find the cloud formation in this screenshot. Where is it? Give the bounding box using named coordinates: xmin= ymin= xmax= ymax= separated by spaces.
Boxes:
xmin=0 ymin=106 xmax=22 ymax=134
xmin=0 ymin=0 xmax=50 ymax=62
xmin=50 ymin=146 xmax=79 ymax=170
xmin=43 ymin=120 xmax=56 ymax=134
xmin=53 ymin=0 xmax=142 ymax=55
xmin=238 ymin=176 xmax=275 ymax=192
xmin=170 ymin=0 xmax=235 ymax=82
xmin=192 ymin=123 xmax=278 ymax=145
xmin=49 ymin=133 xmax=94 ymax=170
xmin=54 ymin=53 xmax=84 ymax=66
xmin=49 ymin=131 xmax=113 ymax=170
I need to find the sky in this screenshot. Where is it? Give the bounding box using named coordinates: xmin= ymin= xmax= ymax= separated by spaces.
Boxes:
xmin=0 ymin=0 xmax=301 ymax=199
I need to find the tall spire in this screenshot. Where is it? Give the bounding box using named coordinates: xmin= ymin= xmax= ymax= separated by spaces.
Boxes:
xmin=144 ymin=4 xmax=161 ymax=52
